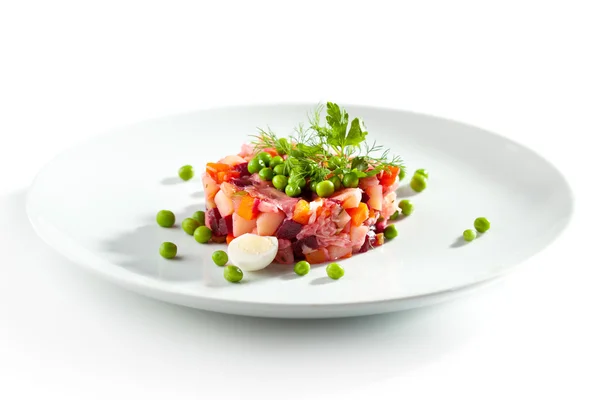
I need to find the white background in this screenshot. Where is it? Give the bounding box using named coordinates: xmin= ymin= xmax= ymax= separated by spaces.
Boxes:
xmin=1 ymin=1 xmax=599 ymax=399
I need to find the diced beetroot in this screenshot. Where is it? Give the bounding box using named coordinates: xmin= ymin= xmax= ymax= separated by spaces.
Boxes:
xmin=207 ymin=208 xmax=228 ymax=237
xmin=375 ymin=220 xmax=386 ymax=234
xmin=358 ymin=232 xmax=375 ymax=253
xmin=224 ymin=214 xmax=233 ymax=235
xmin=275 ymin=219 xmax=303 ymax=240
xmin=361 ymin=192 xmax=370 ymax=204
xmin=233 ymin=162 xmax=251 ymax=177
xmin=292 ymin=235 xmax=318 ymax=259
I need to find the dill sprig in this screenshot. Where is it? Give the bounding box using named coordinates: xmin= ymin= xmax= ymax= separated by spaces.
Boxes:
xmin=250 ymin=102 xmax=404 ymax=182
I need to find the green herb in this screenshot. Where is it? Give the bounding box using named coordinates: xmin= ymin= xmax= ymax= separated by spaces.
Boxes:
xmin=251 ymin=102 xmax=404 ymax=186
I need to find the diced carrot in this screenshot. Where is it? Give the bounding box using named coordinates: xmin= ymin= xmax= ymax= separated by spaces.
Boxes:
xmin=292 ymin=199 xmax=311 ymax=225
xmin=378 ymin=166 xmax=400 ymax=186
xmin=237 ymin=195 xmax=258 ymax=221
xmin=226 ymin=234 xmax=235 ymax=244
xmin=305 ymin=249 xmax=328 ymax=264
xmin=263 ymin=147 xmax=279 ymax=157
xmin=346 ymin=202 xmax=369 ymax=227
xmin=342 ymin=253 xmax=353 ymax=259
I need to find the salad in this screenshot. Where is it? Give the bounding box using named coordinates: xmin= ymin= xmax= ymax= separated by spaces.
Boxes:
xmin=202 ymin=102 xmax=404 ymax=267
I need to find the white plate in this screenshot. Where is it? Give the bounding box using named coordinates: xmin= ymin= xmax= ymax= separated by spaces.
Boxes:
xmin=26 ymin=103 xmax=573 ymax=318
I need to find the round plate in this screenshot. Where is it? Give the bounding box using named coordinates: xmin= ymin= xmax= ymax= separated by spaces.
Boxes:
xmin=26 ymin=103 xmax=573 ymax=318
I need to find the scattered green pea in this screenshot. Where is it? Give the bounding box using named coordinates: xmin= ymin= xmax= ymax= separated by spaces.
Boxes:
xmin=159 ymin=242 xmax=177 ymax=259
xmin=178 ymin=165 xmax=194 ymax=181
xmin=272 ymin=175 xmax=288 ymax=190
xmin=316 ymin=180 xmax=335 ymax=198
xmin=474 ymin=217 xmax=491 ymax=233
xmin=259 ymin=167 xmax=274 ymax=181
xmin=194 ymin=226 xmax=212 ymax=243
xmin=256 ymin=152 xmax=272 ymax=167
xmin=330 ymin=175 xmax=342 ymax=191
xmin=384 ymin=224 xmax=398 ymax=239
xmin=270 ymin=156 xmax=284 ymax=167
xmin=294 ymin=261 xmax=311 ymax=276
xmin=326 ymin=263 xmax=344 ymax=280
xmin=398 ymin=199 xmax=414 ymax=216
xmin=182 ymin=217 xmax=200 ymax=235
xmin=285 ymin=184 xmax=302 ymax=197
xmin=463 ymin=229 xmax=476 ymax=242
xmin=415 ymin=169 xmax=429 ymax=179
xmin=410 ymin=174 xmax=427 ymax=192
xmin=342 ymin=172 xmax=359 ymax=188
xmin=212 ymin=250 xmax=228 ymax=266
xmin=273 ymin=164 xmax=285 ymax=176
xmin=224 ymin=265 xmax=243 ymax=283
xmin=390 ymin=210 xmax=400 ymax=220
xmin=192 ymin=211 xmax=206 ymax=225
xmin=156 ymin=210 xmax=175 ymax=228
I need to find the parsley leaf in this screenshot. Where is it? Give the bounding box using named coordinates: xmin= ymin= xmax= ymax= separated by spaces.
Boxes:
xmin=346 ymin=118 xmax=368 ymax=146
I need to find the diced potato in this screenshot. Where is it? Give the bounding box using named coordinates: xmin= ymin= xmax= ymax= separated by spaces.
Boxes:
xmin=366 ymin=185 xmax=383 ymax=211
xmin=256 ymin=211 xmax=285 ymax=236
xmin=232 ymin=213 xmax=257 ymax=237
xmin=214 ymin=190 xmax=234 ymax=217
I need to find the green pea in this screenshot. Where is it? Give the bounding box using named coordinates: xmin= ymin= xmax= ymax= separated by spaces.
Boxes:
xmin=285 ymin=184 xmax=302 ymax=197
xmin=342 ymin=172 xmax=359 ymax=188
xmin=156 ymin=210 xmax=175 ymax=227
xmin=224 ymin=265 xmax=243 ymax=283
xmin=273 ymin=164 xmax=285 ymax=176
xmin=316 ymin=180 xmax=335 ymax=198
xmin=330 ymin=175 xmax=342 ymax=191
xmin=398 ymin=167 xmax=406 ymax=181
xmin=272 ymin=175 xmax=288 ymax=190
xmin=248 ymin=158 xmax=265 ymax=174
xmin=384 ymin=224 xmax=398 ymax=239
xmin=390 ymin=210 xmax=400 ymax=220
xmin=182 ymin=217 xmax=200 ymax=235
xmin=178 ymin=165 xmax=194 ymax=181
xmin=310 ymin=180 xmax=319 ymax=193
xmin=326 ymin=263 xmax=344 ymax=280
xmin=294 ymin=261 xmax=311 ymax=276
xmin=474 ymin=217 xmax=491 ymax=233
xmin=192 ymin=211 xmax=205 ymax=226
xmin=398 ymin=199 xmax=414 ymax=216
xmin=270 ymin=156 xmax=284 ymax=167
xmin=463 ymin=229 xmax=477 ymax=242
xmin=259 ymin=167 xmax=274 ymax=181
xmin=212 ymin=250 xmax=228 ymax=266
xmin=256 ymin=152 xmax=272 ymax=167
xmin=415 ymin=168 xmax=429 ymax=179
xmin=159 ymin=242 xmax=177 ymax=259
xmin=194 ymin=226 xmax=212 ymax=243
xmin=410 ymin=174 xmax=427 ymax=192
